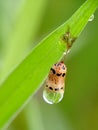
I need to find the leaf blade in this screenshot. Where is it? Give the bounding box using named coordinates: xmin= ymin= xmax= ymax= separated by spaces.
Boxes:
xmin=0 ymin=0 xmax=98 ymax=129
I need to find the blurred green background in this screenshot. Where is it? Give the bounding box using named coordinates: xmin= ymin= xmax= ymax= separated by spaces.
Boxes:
xmin=0 ymin=0 xmax=98 ymax=130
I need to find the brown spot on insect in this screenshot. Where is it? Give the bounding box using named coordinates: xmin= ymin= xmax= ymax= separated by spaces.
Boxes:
xmin=46 ymin=85 xmax=48 ymax=87
xmin=55 ymin=88 xmax=59 ymax=91
xmin=51 ymin=68 xmax=56 ymax=74
xmin=56 ymin=73 xmax=62 ymax=76
xmin=62 ymin=73 xmax=65 ymax=77
xmin=60 ymin=87 xmax=64 ymax=91
xmin=49 ymin=87 xmax=53 ymax=90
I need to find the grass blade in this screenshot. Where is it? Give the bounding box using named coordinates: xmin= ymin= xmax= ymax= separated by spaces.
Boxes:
xmin=0 ymin=0 xmax=98 ymax=129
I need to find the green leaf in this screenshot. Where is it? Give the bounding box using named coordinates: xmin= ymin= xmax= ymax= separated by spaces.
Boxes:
xmin=0 ymin=0 xmax=98 ymax=129
xmin=1 ymin=0 xmax=47 ymax=79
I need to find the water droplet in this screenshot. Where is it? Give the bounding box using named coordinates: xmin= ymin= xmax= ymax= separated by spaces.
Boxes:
xmin=88 ymin=14 xmax=94 ymax=21
xmin=63 ymin=49 xmax=70 ymax=55
xmin=43 ymin=88 xmax=64 ymax=104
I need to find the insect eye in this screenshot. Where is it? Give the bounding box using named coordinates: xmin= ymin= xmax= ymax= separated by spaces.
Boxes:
xmin=62 ymin=66 xmax=65 ymax=70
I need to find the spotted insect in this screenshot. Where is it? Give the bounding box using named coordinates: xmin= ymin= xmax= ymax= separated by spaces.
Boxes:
xmin=43 ymin=61 xmax=67 ymax=104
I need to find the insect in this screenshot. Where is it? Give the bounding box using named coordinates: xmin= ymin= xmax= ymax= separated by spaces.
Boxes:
xmin=62 ymin=28 xmax=77 ymax=52
xmin=43 ymin=61 xmax=67 ymax=104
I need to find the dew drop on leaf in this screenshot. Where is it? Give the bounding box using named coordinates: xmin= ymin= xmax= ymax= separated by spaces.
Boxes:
xmin=43 ymin=88 xmax=64 ymax=104
xmin=88 ymin=14 xmax=94 ymax=21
